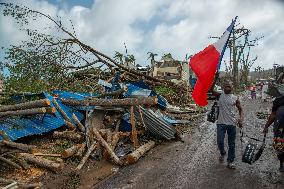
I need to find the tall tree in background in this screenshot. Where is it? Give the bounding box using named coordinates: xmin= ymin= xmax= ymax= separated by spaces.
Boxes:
xmin=239 ymin=47 xmax=257 ymax=86
xmin=226 ymin=19 xmax=263 ymax=88
xmin=147 ymin=52 xmax=158 ymax=67
xmin=114 ymin=51 xmax=124 ymax=64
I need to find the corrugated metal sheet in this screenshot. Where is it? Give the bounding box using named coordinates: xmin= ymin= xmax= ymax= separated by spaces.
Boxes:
xmin=0 ymin=115 xmax=65 ymax=141
xmin=135 ymin=106 xmax=176 ymax=140
xmin=0 ymin=91 xmax=87 ymax=141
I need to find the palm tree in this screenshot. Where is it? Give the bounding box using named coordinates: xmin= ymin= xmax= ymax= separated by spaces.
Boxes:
xmin=147 ymin=52 xmax=158 ymax=68
xmin=114 ymin=51 xmax=124 ymax=64
xmin=125 ymin=54 xmax=136 ymax=67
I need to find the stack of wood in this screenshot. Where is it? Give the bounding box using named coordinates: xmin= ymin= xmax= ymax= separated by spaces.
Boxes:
xmin=54 ymin=96 xmax=160 ymax=170
xmin=0 ymin=140 xmax=64 ymax=172
xmin=0 ymin=99 xmax=55 ymax=119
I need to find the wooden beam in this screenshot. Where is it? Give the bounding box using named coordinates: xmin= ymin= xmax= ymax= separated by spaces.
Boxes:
xmin=126 ymin=141 xmax=155 ymax=164
xmin=53 ymin=131 xmax=82 ymax=142
xmin=72 ymin=113 xmax=85 ymax=132
xmin=0 ymin=156 xmax=22 ymax=169
xmin=52 ymin=98 xmax=76 ymax=129
xmin=62 ymin=144 xmax=81 ymax=158
xmin=18 ymin=153 xmax=64 ymax=172
xmin=2 ymin=140 xmax=36 ymax=153
xmin=93 ymin=128 xmax=121 ymax=165
xmin=60 ymin=96 xmax=158 ymax=107
xmin=130 ymin=106 xmax=139 ymax=148
xmin=0 ymin=99 xmax=50 ymax=112
xmin=75 ymin=142 xmax=97 ymax=170
xmin=0 ymin=107 xmax=55 ymax=118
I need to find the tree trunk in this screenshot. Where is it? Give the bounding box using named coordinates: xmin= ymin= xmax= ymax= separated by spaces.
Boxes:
xmin=93 ymin=128 xmax=121 ymax=165
xmin=126 ymin=141 xmax=155 ymax=164
xmin=0 ymin=107 xmax=55 ymax=118
xmin=0 ymin=99 xmax=50 ymax=112
xmin=75 ymin=142 xmax=97 ymax=170
xmin=60 ymin=97 xmax=158 ymax=107
xmin=18 ymin=153 xmax=63 ymax=172
xmin=53 ymin=131 xmax=82 ymax=142
xmin=0 ymin=156 xmax=22 ymax=169
xmin=62 ymin=144 xmax=81 ymax=158
xmin=1 ymin=140 xmax=36 ymax=153
xmin=75 ymin=143 xmax=86 ymax=157
xmin=130 ymin=106 xmax=139 ymax=148
xmin=52 ymin=98 xmax=76 ymax=129
xmin=72 ymin=113 xmax=85 ymax=132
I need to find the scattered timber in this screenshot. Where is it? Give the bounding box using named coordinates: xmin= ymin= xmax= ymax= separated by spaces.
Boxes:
xmin=1 ymin=140 xmax=36 ymax=153
xmin=60 ymin=96 xmax=158 ymax=107
xmin=126 ymin=141 xmax=155 ymax=164
xmin=0 ymin=107 xmax=55 ymax=118
xmin=64 ymin=120 xmax=76 ymax=130
xmin=75 ymin=143 xmax=86 ymax=157
xmin=52 ymin=99 xmax=76 ymax=129
xmin=0 ymin=99 xmax=50 ymax=112
xmin=130 ymin=106 xmax=139 ymax=148
xmin=0 ymin=156 xmax=22 ymax=169
xmin=93 ymin=128 xmax=121 ymax=165
xmin=33 ymin=152 xmax=62 ymax=157
xmin=72 ymin=114 xmax=85 ymax=132
xmin=62 ymin=144 xmax=81 ymax=158
xmin=53 ymin=131 xmax=82 ymax=142
xmin=18 ymin=153 xmax=63 ymax=172
xmin=75 ymin=142 xmax=97 ymax=170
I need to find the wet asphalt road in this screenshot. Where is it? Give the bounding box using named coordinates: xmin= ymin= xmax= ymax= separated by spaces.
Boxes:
xmin=96 ymin=98 xmax=284 ymax=189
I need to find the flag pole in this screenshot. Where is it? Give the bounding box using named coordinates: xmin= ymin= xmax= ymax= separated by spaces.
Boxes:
xmin=211 ymin=16 xmax=238 ymax=90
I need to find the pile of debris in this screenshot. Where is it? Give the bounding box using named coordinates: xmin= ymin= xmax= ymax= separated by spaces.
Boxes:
xmin=0 ymin=80 xmax=202 ymax=188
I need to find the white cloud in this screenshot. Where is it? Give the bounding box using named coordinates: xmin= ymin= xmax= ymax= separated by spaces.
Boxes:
xmin=0 ymin=0 xmax=284 ymax=71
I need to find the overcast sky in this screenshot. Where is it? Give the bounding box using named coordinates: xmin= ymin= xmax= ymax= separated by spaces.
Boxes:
xmin=0 ymin=0 xmax=283 ymax=71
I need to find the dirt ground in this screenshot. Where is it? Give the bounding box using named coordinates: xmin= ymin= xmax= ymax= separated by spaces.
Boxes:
xmin=95 ymin=97 xmax=284 ymax=189
xmin=0 ymin=131 xmax=116 ymax=189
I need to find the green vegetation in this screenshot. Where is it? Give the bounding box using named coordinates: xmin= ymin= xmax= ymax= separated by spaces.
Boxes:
xmin=154 ymin=86 xmax=176 ymax=96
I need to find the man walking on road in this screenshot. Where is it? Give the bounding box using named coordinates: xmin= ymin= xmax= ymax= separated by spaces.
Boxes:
xmin=211 ymin=81 xmax=243 ymax=169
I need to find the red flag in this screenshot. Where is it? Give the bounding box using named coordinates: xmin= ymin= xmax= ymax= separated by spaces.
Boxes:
xmin=190 ymin=45 xmax=219 ymax=106
xmin=189 ymin=18 xmax=236 ymax=106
